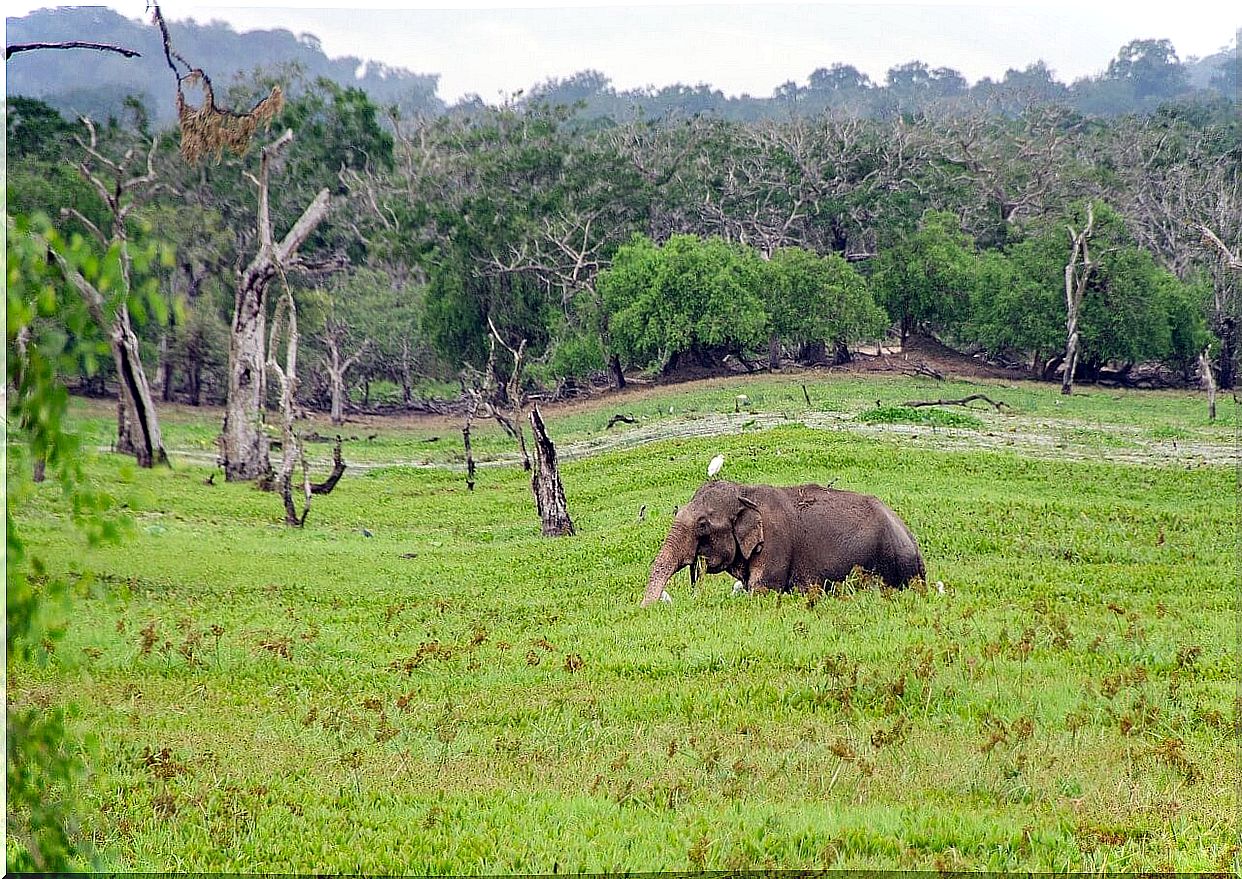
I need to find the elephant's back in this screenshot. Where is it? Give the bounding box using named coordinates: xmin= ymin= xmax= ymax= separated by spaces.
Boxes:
xmin=788 ymin=485 xmax=924 ymax=585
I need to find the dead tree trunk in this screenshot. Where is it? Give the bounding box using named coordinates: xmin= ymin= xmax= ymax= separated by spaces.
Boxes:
xmin=609 ymin=353 xmax=626 ymax=390
xmin=400 ymin=338 xmax=414 ymax=406
xmin=768 ymin=334 xmax=782 ymax=371
xmin=529 ymin=404 xmax=574 ymax=537
xmin=462 ymin=421 xmax=477 ymax=491
xmin=50 ymin=245 xmax=166 ymax=467
xmin=158 ymin=329 xmax=174 ymax=402
xmin=266 ymin=284 xmax=311 ymax=526
xmin=460 ymin=338 xmax=498 ymax=492
xmin=324 ymin=319 xmax=368 ymax=426
xmin=61 ymin=118 xmax=167 ymax=467
xmin=310 ymin=436 xmax=346 ymax=494
xmin=1200 ymin=348 xmax=1218 ymax=422
xmin=111 ymin=304 xmax=167 ymax=467
xmin=1061 ymin=204 xmax=1095 ymax=397
xmin=221 ymin=128 xmax=331 ymax=482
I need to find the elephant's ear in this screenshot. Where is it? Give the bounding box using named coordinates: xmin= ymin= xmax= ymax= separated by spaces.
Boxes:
xmin=735 ymin=495 xmax=764 ymax=559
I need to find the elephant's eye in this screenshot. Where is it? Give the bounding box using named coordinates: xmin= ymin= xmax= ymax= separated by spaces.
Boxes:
xmin=695 ymin=515 xmax=710 ymax=535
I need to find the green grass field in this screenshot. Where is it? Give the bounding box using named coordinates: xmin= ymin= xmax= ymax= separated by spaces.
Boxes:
xmin=8 ymin=372 xmax=1238 ymax=872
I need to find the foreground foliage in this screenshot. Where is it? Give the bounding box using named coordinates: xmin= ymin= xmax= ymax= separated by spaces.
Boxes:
xmin=6 ymin=376 xmax=1235 ymax=872
xmin=7 ymin=215 xmax=124 ymax=870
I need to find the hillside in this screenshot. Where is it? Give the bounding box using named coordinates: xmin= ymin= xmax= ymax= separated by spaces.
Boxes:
xmin=5 ymin=6 xmax=443 ymax=123
xmin=7 ymin=8 xmax=1237 ymax=127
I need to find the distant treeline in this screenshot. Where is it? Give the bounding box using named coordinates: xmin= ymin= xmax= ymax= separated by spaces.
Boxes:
xmin=5 ymin=7 xmax=1237 ymax=125
xmin=6 ymin=30 xmax=1239 ymax=415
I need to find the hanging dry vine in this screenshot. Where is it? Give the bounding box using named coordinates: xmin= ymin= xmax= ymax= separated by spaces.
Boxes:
xmin=151 ymin=2 xmax=283 ymax=163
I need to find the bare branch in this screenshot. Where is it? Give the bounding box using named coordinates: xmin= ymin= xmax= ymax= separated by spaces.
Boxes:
xmin=275 ymin=189 xmax=332 ymax=266
xmin=58 ymin=207 xmax=107 ymax=248
xmin=1199 ymin=224 xmax=1242 ymax=271
xmin=6 ymin=40 xmax=140 ymax=59
xmin=45 ymin=242 xmax=108 ymax=330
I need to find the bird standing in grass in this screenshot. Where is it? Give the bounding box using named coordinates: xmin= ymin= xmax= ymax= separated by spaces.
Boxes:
xmin=707 ymin=454 xmax=725 ymax=479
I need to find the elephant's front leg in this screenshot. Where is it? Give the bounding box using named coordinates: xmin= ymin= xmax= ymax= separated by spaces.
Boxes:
xmin=735 ymin=553 xmax=788 ymax=596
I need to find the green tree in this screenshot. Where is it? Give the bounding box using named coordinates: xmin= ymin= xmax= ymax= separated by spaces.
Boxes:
xmin=969 ymin=242 xmax=1063 ymax=373
xmin=763 ymin=246 xmax=887 ymax=365
xmin=6 ymin=96 xmax=81 ymax=160
xmin=870 ymin=210 xmax=977 ymax=344
xmin=1106 ymin=38 xmax=1189 ymax=101
xmin=600 ymin=234 xmax=768 ymax=372
xmin=968 ymin=206 xmax=1209 ymax=380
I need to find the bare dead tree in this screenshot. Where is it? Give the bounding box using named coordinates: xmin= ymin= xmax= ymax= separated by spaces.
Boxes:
xmin=459 ymin=319 xmax=535 ymax=491
xmin=924 ymin=102 xmax=1082 ymax=238
xmin=460 ymin=337 xmax=499 ymax=492
xmin=484 ymin=207 xmax=629 ymax=389
xmin=529 ymin=404 xmax=575 ymax=537
xmin=1112 ymin=118 xmax=1240 ymax=388
xmin=1199 ymin=348 xmax=1218 ymax=422
xmin=1200 ymin=225 xmax=1242 ymax=272
xmin=265 ymin=281 xmax=311 ymax=526
xmin=1062 ymin=203 xmax=1096 ymax=396
xmin=57 ymin=118 xmax=168 ymax=467
xmin=321 ymin=315 xmax=370 ymax=426
xmin=487 ymin=316 xmax=530 ymax=471
xmin=220 ymin=129 xmax=331 ymax=482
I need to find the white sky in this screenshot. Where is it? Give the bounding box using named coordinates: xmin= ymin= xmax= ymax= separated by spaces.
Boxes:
xmin=8 ymin=2 xmax=1239 ymax=103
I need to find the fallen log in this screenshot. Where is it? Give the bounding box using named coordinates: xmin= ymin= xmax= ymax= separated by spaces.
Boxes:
xmin=606 ymin=413 xmax=637 ymax=429
xmin=902 ymin=394 xmax=1010 ymax=412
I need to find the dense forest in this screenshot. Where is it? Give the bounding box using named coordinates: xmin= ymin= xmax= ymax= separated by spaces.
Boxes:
xmin=6 ymin=10 xmax=1240 ymax=430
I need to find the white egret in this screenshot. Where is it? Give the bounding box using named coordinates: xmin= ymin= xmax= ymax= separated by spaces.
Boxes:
xmin=707 ymin=454 xmax=725 ymax=478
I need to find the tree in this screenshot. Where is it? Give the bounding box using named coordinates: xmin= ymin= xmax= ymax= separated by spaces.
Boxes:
xmin=319 ymin=306 xmax=369 ymax=425
xmin=762 ymin=247 xmax=887 ymax=366
xmin=808 ymin=64 xmax=872 ymax=93
xmin=220 ymin=129 xmax=332 ymax=482
xmin=54 ymin=117 xmax=171 ymax=467
xmin=1107 ymin=112 xmax=1240 ymax=386
xmin=1060 ymin=202 xmax=1096 ymax=394
xmin=1106 ymin=38 xmax=1189 ymax=101
xmin=6 ymin=96 xmax=81 ymax=160
xmin=968 ymin=204 xmax=1204 ymax=384
xmin=924 ymin=103 xmax=1087 ymax=246
xmin=870 ymin=210 xmax=976 ymax=344
xmin=969 ymin=243 xmax=1063 ymax=373
xmin=600 ymin=234 xmax=769 ymax=373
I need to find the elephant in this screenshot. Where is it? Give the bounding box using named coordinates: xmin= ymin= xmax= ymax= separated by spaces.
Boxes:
xmin=641 ymin=479 xmax=925 ymax=606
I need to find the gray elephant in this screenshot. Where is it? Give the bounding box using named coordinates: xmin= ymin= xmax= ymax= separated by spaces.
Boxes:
xmin=642 ymin=480 xmax=925 ymax=606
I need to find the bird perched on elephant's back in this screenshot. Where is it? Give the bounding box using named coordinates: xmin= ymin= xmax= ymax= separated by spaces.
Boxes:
xmin=642 ymin=480 xmax=924 ymax=606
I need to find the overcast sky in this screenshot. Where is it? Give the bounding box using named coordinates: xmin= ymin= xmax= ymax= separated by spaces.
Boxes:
xmin=9 ymin=2 xmax=1239 ymax=103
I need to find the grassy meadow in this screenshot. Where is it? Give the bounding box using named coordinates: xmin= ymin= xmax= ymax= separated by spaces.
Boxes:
xmin=7 ymin=372 xmax=1238 ymax=872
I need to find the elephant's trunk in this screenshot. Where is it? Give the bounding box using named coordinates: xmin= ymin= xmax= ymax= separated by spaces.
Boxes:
xmin=642 ymin=519 xmax=696 ymax=607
